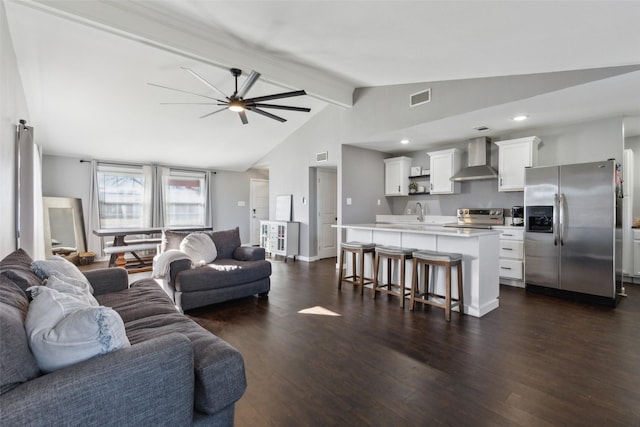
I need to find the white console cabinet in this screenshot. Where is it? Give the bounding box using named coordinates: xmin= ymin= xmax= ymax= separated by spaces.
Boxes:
xmin=260 ymin=220 xmax=299 ymax=261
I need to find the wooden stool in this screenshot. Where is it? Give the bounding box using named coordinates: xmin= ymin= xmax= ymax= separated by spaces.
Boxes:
xmin=338 ymin=242 xmax=376 ymax=295
xmin=410 ymin=250 xmax=464 ymax=322
xmin=372 ymin=245 xmax=416 ymax=308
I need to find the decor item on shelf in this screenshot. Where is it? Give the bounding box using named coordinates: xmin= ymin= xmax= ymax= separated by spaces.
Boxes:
xmin=409 ymin=182 xmax=418 ymax=193
xmin=77 ymin=252 xmax=95 ymax=265
xmin=410 ymin=166 xmax=421 ymax=177
xmin=149 ymin=67 xmax=310 ymax=124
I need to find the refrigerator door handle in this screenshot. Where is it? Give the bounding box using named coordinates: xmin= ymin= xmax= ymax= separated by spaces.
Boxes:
xmin=559 ymin=193 xmax=566 ymax=246
xmin=553 ymin=193 xmax=559 ymax=246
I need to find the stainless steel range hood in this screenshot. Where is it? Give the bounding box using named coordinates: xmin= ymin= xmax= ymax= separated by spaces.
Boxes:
xmin=450 ymin=137 xmax=498 ymax=181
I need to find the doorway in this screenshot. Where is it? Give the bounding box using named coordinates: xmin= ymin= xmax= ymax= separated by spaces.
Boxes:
xmin=316 ymin=168 xmax=337 ymax=259
xmin=250 ymin=179 xmax=269 ymax=246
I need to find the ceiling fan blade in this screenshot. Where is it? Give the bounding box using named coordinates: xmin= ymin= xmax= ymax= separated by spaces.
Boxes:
xmin=199 ymin=107 xmax=228 ymax=119
xmin=147 ymin=82 xmax=224 ymax=102
xmin=243 ymin=90 xmax=307 ymax=104
xmin=160 ymin=102 xmax=224 ymax=105
xmin=181 ymin=67 xmax=229 ymax=99
xmin=250 ymin=103 xmax=311 ymax=112
xmin=237 ymin=70 xmax=261 ymax=99
xmin=246 ymin=107 xmax=287 ymax=122
xmin=239 ymin=110 xmax=248 ymax=125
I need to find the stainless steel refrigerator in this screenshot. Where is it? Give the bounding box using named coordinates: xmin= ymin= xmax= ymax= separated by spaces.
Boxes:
xmin=524 ymin=159 xmax=622 ymax=303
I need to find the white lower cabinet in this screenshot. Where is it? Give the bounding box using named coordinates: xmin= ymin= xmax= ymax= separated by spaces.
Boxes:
xmin=497 ymin=227 xmax=524 ymax=287
xmin=260 ymin=220 xmax=300 ymax=261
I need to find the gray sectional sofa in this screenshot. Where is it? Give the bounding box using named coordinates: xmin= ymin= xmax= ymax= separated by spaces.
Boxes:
xmin=0 ymin=249 xmax=246 ymax=426
xmin=162 ymin=227 xmax=271 ymax=311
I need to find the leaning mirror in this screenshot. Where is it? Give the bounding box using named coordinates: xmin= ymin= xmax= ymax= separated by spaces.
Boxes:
xmin=43 ymin=197 xmax=87 ymax=258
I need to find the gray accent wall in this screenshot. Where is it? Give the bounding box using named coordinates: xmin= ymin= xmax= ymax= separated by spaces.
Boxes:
xmin=1 ymin=2 xmax=30 ymax=258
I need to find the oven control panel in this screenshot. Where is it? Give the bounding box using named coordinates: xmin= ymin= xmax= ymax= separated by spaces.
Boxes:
xmin=456 ymin=208 xmax=504 ymax=225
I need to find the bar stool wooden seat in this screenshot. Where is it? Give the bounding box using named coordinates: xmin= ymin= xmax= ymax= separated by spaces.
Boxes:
xmin=410 ymin=250 xmax=464 ymax=321
xmin=338 ymin=242 xmax=376 ymax=295
xmin=372 ymin=245 xmax=416 ymax=308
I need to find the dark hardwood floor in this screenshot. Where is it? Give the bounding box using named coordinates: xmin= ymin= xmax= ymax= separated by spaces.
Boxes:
xmin=187 ymin=258 xmax=640 ymax=426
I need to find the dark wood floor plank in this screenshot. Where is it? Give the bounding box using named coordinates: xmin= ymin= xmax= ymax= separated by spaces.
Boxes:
xmin=187 ymin=258 xmax=640 ymax=426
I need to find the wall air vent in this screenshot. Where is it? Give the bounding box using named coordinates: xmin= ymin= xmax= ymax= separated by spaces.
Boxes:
xmin=474 ymin=125 xmax=491 ymax=132
xmin=409 ymin=88 xmax=431 ymax=107
xmin=316 ymin=151 xmax=328 ymax=162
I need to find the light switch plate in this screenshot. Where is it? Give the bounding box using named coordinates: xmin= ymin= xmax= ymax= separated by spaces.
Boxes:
xmin=237 ymin=201 xmax=246 ymax=207
xmin=346 ymin=198 xmax=352 ymax=205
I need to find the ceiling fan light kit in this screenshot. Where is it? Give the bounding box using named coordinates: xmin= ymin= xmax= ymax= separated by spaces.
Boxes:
xmin=150 ymin=67 xmax=311 ymax=124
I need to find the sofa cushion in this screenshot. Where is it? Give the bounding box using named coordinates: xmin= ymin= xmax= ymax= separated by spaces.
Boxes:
xmin=124 ymin=312 xmax=246 ymax=415
xmin=0 ymin=249 xmax=42 ymax=296
xmin=0 ymin=274 xmax=41 ymax=395
xmin=31 ymin=256 xmax=94 ymax=293
xmin=95 ymin=279 xmax=178 ymax=323
xmin=180 ymin=233 xmax=217 ymax=265
xmin=209 ymin=227 xmax=241 ymax=260
xmin=175 ymin=259 xmax=272 ymax=293
xmin=25 ymin=285 xmax=130 ymax=373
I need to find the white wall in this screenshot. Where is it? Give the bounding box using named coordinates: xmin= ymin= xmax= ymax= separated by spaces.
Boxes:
xmin=257 ymin=105 xmax=346 ymax=258
xmin=0 ymin=2 xmax=30 ymax=257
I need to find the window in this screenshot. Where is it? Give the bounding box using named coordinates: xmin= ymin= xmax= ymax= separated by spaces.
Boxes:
xmin=162 ymin=170 xmax=208 ymax=227
xmin=96 ymin=164 xmax=153 ymax=229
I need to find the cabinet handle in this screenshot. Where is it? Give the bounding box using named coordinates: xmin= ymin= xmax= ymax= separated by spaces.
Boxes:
xmin=502 ymin=247 xmax=513 ymax=251
xmin=500 ymin=267 xmax=512 ymax=270
xmin=500 ymin=177 xmax=503 ymax=186
xmin=398 ymin=185 xmax=401 ymax=192
xmin=430 ymin=183 xmax=433 ymax=191
xmin=502 ymin=233 xmax=513 ymax=237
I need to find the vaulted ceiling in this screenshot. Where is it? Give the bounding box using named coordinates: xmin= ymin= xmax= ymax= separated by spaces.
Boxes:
xmin=5 ymin=0 xmax=640 ymax=170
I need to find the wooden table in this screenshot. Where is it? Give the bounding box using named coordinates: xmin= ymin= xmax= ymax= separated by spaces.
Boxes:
xmin=93 ymin=226 xmax=213 ymax=269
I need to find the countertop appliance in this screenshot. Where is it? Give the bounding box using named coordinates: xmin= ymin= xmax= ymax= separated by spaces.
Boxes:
xmin=511 ymin=206 xmax=524 ymax=226
xmin=524 ymin=160 xmax=621 ymax=303
xmin=443 ymin=208 xmax=504 ymax=229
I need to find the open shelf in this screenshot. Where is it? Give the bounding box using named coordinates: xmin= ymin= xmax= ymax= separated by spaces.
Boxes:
xmin=409 ymin=174 xmax=430 ymax=179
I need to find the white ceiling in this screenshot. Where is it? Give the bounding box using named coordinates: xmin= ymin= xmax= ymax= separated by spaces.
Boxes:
xmin=5 ymin=0 xmax=640 ymax=170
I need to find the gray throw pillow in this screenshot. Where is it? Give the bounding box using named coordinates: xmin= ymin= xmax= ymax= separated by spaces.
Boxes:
xmin=0 ymin=275 xmax=41 ymax=395
xmin=0 ymin=249 xmax=43 ymax=297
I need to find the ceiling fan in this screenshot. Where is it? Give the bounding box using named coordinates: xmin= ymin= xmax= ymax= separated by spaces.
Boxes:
xmin=149 ymin=67 xmax=311 ymax=124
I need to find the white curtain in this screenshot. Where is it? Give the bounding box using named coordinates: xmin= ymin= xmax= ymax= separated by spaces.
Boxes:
xmin=16 ymin=122 xmax=45 ymax=259
xmin=86 ymin=160 xmax=102 ymax=255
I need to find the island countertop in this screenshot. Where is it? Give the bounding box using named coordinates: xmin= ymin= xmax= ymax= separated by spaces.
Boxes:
xmin=333 ymin=223 xmax=501 ymax=237
xmin=335 ymin=222 xmax=501 ymax=317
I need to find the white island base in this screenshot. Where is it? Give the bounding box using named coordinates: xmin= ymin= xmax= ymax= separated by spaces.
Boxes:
xmin=336 ymin=224 xmax=501 ymax=317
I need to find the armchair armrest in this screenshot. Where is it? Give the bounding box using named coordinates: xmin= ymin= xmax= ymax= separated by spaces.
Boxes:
xmin=0 ymin=333 xmax=194 ymax=426
xmin=83 ymin=267 xmax=128 ymax=295
xmin=234 ymin=246 xmax=266 ymax=261
xmin=169 ymin=258 xmax=193 ymax=284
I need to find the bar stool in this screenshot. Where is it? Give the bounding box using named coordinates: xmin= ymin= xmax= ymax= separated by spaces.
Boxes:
xmin=410 ymin=250 xmax=464 ymax=322
xmin=372 ymin=245 xmax=416 ymax=308
xmin=338 ymin=242 xmax=376 ymax=295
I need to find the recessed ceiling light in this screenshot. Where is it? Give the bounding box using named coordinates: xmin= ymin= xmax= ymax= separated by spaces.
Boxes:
xmin=400 ymin=139 xmax=410 ymax=144
xmin=513 ymin=115 xmax=529 ymax=122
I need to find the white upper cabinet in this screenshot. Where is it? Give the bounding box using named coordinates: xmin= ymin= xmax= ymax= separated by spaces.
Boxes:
xmin=427 ymin=148 xmax=461 ymax=194
xmin=495 ymin=137 xmax=541 ymax=192
xmin=384 ymin=156 xmax=412 ymax=196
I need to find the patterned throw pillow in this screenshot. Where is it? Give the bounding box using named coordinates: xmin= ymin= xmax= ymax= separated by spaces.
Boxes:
xmin=31 ymin=256 xmax=94 ymax=294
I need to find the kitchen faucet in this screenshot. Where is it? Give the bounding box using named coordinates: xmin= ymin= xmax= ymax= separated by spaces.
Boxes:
xmin=416 ymin=202 xmax=424 ymax=222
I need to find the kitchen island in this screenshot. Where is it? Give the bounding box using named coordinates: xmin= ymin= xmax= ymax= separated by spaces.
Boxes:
xmin=335 ymin=223 xmax=501 ymax=317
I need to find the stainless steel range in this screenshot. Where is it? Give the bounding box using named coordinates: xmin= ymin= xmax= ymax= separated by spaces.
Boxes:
xmin=444 ymin=208 xmax=504 ymax=229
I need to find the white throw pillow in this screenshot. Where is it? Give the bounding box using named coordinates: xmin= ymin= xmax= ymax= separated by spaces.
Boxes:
xmin=31 ymin=256 xmax=94 ymax=293
xmin=46 ymin=274 xmax=99 ymax=307
xmin=180 ymin=233 xmax=217 ymax=265
xmin=25 ymin=286 xmax=130 ymax=373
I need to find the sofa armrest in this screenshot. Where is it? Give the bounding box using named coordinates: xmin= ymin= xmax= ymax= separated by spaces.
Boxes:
xmin=0 ymin=333 xmax=195 ymax=427
xmin=169 ymin=258 xmax=193 ymax=284
xmin=83 ymin=267 xmax=129 ymax=295
xmin=233 ymin=246 xmax=266 ymax=261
